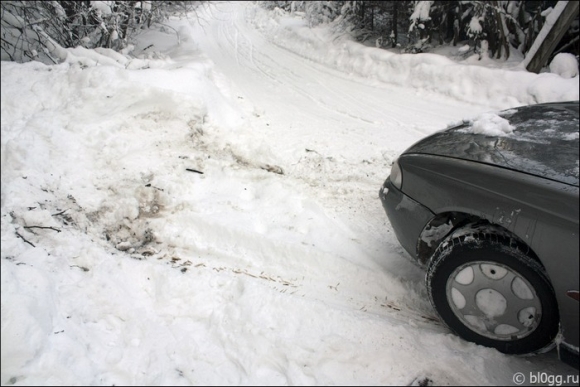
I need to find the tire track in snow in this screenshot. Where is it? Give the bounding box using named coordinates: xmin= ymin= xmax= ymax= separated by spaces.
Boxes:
xmin=221 ymin=14 xmax=415 ymax=130
xmin=160 ymin=235 xmax=444 ymax=333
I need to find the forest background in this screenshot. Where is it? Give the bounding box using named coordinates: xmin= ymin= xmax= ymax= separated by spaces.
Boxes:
xmin=2 ymin=1 xmax=578 ymax=73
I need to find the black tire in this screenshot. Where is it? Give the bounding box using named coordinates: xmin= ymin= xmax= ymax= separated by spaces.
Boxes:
xmin=426 ymin=229 xmax=559 ymax=355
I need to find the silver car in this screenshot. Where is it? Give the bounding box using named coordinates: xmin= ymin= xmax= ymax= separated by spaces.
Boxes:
xmin=379 ymin=101 xmax=579 ymax=369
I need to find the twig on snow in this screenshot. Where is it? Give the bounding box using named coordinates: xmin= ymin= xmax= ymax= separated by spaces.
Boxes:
xmin=15 ymin=232 xmax=35 ymax=247
xmin=24 ymin=225 xmax=61 ymax=233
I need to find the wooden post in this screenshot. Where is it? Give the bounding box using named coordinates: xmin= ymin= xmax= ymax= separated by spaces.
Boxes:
xmin=526 ymin=1 xmax=580 ymax=73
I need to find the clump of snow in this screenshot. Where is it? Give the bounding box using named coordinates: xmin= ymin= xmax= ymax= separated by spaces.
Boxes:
xmin=512 ymin=277 xmax=534 ymax=300
xmin=462 ymin=112 xmax=516 ymax=136
xmin=90 ymin=1 xmax=112 ymax=15
xmin=495 ymin=324 xmax=520 ymax=335
xmin=550 ymin=53 xmax=579 ymax=79
xmin=451 ymin=288 xmax=466 ymax=309
xmin=468 ymin=16 xmax=484 ymax=35
xmin=476 ymin=289 xmax=507 ymax=318
xmin=410 ymin=1 xmax=432 ymax=22
xmin=457 ymin=44 xmax=470 ymax=54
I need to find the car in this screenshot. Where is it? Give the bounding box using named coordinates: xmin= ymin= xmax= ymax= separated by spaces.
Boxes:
xmin=379 ymin=101 xmax=579 ymax=369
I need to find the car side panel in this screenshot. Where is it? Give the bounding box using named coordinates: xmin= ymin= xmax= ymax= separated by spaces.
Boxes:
xmin=399 ymin=154 xmax=579 ymax=348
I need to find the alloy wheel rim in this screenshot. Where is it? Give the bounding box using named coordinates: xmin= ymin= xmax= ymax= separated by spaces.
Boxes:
xmin=445 ymin=261 xmax=542 ymax=341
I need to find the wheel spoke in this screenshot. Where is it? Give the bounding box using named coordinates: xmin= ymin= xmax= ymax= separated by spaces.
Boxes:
xmin=450 ymin=277 xmax=483 ymax=316
xmin=489 ymin=270 xmax=541 ymax=333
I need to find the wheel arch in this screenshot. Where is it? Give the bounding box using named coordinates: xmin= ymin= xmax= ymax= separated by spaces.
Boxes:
xmin=416 ymin=211 xmax=543 ymax=270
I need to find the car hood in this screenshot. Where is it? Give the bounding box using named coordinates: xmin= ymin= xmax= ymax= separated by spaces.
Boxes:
xmin=404 ymin=101 xmax=579 ymax=186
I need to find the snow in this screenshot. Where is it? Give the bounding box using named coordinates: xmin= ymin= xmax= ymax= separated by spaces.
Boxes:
xmin=410 ymin=1 xmax=433 ymax=22
xmin=550 ymin=53 xmax=579 ymax=78
xmin=90 ymin=1 xmax=113 ymax=15
xmin=513 ymin=277 xmax=535 ymax=300
xmin=1 ymin=2 xmax=579 ymax=386
xmin=461 ymin=112 xmax=516 ymax=136
xmin=475 ymin=289 xmax=507 ymax=318
xmin=451 ymin=287 xmax=467 ymax=309
xmin=468 ymin=15 xmax=484 ymax=35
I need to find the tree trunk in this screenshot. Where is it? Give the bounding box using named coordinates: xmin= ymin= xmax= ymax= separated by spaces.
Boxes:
xmin=120 ymin=1 xmax=137 ymax=40
xmin=491 ymin=1 xmax=510 ymax=59
xmin=392 ymin=1 xmax=398 ymax=47
xmin=525 ymin=1 xmax=580 ymax=73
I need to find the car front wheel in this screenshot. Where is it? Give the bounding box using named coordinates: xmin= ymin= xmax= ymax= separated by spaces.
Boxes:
xmin=426 ymin=229 xmax=559 ymax=355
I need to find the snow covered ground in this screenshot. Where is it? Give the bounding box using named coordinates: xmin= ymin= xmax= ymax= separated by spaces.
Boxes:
xmin=1 ymin=2 xmax=579 ymax=385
